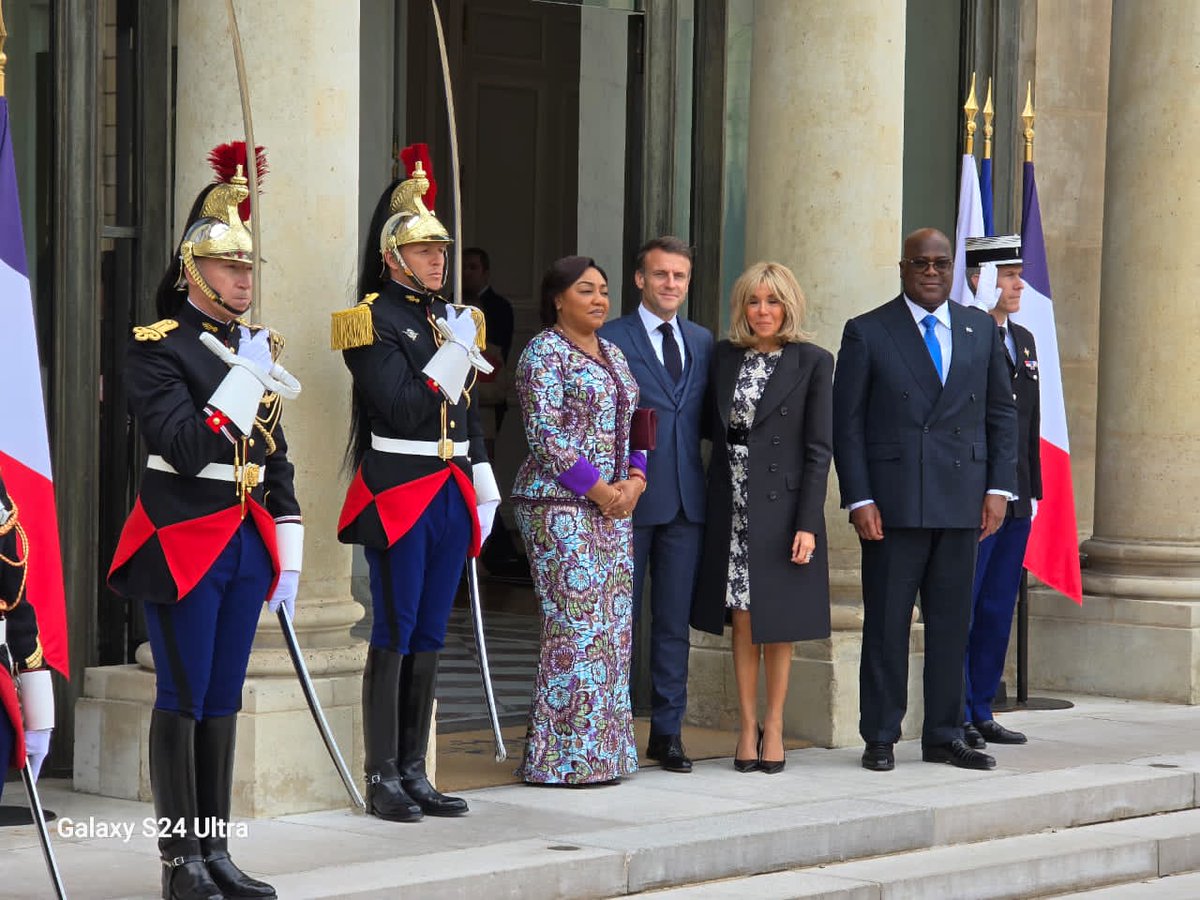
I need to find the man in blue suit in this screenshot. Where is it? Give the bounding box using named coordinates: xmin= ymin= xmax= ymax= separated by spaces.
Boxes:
xmin=600 ymin=236 xmax=713 ymax=773
xmin=833 ymin=228 xmax=1017 ymax=773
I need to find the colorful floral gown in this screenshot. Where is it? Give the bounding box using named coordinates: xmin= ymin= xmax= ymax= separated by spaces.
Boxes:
xmin=511 ymin=328 xmax=641 ymax=784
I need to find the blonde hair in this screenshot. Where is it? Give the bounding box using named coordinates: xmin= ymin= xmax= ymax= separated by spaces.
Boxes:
xmin=727 ymin=261 xmax=814 ymax=347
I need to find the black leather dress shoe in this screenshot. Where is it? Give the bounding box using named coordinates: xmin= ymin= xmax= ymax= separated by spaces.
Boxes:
xmin=963 ymin=722 xmax=987 ymax=750
xmin=922 ymin=739 xmax=996 ymax=770
xmin=861 ymin=741 xmax=894 ymax=771
xmin=646 ymin=734 xmax=693 ymax=773
xmin=977 ymin=719 xmax=1027 ymax=744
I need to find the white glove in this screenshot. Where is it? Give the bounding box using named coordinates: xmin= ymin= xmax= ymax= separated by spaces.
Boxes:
xmin=972 ymin=263 xmax=1001 ymax=313
xmin=434 ymin=308 xmax=495 ymax=375
xmin=477 ymin=500 xmax=499 ymax=546
xmin=268 ymin=569 xmax=299 ymax=619
xmin=472 ymin=462 xmax=501 ymax=545
xmin=24 ymin=728 xmax=51 ymax=781
xmin=200 ymin=332 xmax=302 ymax=402
xmin=238 ymin=326 xmax=275 ymax=373
xmin=1031 ymin=498 xmax=1039 ymax=520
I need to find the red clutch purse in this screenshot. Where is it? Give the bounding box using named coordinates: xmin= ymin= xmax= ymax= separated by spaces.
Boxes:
xmin=631 ymin=407 xmax=658 ymax=451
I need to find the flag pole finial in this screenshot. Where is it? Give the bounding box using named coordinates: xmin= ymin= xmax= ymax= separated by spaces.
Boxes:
xmin=0 ymin=0 xmax=8 ymax=98
xmin=963 ymin=72 xmax=979 ymax=155
xmin=982 ymin=77 xmax=994 ymax=160
xmin=1022 ymin=81 xmax=1035 ymax=163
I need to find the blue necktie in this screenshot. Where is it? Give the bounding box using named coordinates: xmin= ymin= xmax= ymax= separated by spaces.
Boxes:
xmin=658 ymin=323 xmax=683 ymax=383
xmin=922 ymin=314 xmax=943 ymax=383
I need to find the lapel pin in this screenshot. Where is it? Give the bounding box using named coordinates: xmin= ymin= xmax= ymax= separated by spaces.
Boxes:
xmin=404 ymin=328 xmax=419 ymax=342
xmin=1023 ymin=347 xmax=1030 ymax=357
xmin=965 ymin=325 xmax=974 ymax=333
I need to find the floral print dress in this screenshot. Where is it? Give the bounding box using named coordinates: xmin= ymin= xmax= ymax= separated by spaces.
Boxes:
xmin=725 ymin=348 xmax=783 ymax=610
xmin=511 ymin=328 xmax=640 ymax=784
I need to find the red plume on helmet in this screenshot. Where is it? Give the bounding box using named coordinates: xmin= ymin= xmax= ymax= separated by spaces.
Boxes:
xmin=207 ymin=141 xmax=268 ymax=222
xmin=399 ymin=143 xmax=436 ymax=211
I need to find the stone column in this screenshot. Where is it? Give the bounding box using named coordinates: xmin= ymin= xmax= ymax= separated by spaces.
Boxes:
xmin=685 ymin=1 xmax=920 ymax=747
xmin=75 ymin=0 xmax=369 ymax=816
xmin=1029 ymin=1 xmax=1200 ymax=703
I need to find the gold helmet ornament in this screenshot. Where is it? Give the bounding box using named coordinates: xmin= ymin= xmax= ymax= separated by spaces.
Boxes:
xmin=176 ymin=142 xmax=267 ymax=311
xmin=380 ymin=143 xmax=451 ymax=292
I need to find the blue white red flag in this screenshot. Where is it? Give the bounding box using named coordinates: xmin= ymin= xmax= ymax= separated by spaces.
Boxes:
xmin=0 ymin=96 xmax=69 ymax=673
xmin=951 ymin=154 xmax=984 ymax=305
xmin=1010 ymin=161 xmax=1083 ymax=603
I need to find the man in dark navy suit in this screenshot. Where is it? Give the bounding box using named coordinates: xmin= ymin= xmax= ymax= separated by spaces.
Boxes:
xmin=600 ymin=236 xmax=713 ymax=773
xmin=961 ymin=235 xmax=1041 ymax=749
xmin=833 ymin=228 xmax=1017 ymax=773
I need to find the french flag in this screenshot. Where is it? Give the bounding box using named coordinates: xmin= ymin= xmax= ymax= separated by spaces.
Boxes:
xmin=0 ymin=95 xmax=69 ymax=674
xmin=951 ymin=152 xmax=984 ymax=305
xmin=1010 ymin=161 xmax=1083 ymax=603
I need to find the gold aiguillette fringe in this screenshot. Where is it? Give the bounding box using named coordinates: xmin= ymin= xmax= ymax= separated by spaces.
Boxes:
xmin=330 ymin=294 xmax=377 ymax=350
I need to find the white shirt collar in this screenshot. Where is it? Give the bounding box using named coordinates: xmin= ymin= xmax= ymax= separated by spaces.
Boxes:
xmin=904 ymin=295 xmax=951 ymax=329
xmin=637 ymin=302 xmax=678 ymax=335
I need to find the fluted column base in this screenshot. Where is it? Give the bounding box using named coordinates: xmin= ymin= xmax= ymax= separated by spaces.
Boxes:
xmin=1027 ymin=539 xmax=1200 ymax=704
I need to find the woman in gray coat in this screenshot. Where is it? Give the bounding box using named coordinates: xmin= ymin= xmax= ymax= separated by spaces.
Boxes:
xmin=692 ymin=262 xmax=833 ymax=774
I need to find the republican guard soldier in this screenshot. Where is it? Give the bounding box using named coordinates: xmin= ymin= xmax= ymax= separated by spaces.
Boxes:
xmin=108 ymin=143 xmax=302 ymax=900
xmin=333 ymin=144 xmax=499 ymax=822
xmin=962 ymin=234 xmax=1041 ymax=748
xmin=0 ymin=475 xmax=54 ymax=799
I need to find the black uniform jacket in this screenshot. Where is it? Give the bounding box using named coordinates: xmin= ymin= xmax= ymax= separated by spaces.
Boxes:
xmin=833 ymin=296 xmax=1018 ymax=529
xmin=0 ymin=476 xmax=40 ymax=672
xmin=1 ymin=475 xmax=41 ymax=764
xmin=338 ymin=279 xmax=487 ymax=552
xmin=1004 ymin=319 xmax=1042 ymax=518
xmin=692 ymin=341 xmax=834 ymax=644
xmin=108 ymin=301 xmax=300 ymax=605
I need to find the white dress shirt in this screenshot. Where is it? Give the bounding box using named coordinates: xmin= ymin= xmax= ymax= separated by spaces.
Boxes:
xmin=904 ymin=295 xmax=952 ymax=383
xmin=637 ymin=302 xmax=687 ymax=369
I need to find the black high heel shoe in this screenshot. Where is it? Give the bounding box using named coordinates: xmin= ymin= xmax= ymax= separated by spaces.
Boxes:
xmin=733 ymin=724 xmax=761 ymax=773
xmin=759 ymin=725 xmax=786 ymax=775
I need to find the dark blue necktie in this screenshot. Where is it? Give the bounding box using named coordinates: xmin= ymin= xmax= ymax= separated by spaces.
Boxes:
xmin=922 ymin=314 xmax=943 ymax=383
xmin=659 ymin=322 xmax=683 ymax=383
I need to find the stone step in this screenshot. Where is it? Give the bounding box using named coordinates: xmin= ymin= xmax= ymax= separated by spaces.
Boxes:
xmin=1051 ymin=870 xmax=1200 ymax=898
xmin=641 ymin=809 xmax=1200 ymax=900
xmin=260 ymin=766 xmax=1197 ymax=899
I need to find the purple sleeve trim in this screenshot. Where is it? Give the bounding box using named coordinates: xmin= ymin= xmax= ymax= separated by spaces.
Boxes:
xmin=629 ymin=451 xmax=647 ymax=474
xmin=557 ymin=456 xmax=602 ymax=496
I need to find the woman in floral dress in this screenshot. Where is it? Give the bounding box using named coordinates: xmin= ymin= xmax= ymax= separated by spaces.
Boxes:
xmin=692 ymin=262 xmax=833 ymax=775
xmin=512 ymin=256 xmax=646 ymax=785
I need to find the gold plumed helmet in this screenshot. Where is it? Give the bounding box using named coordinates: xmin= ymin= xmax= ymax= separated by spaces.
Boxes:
xmin=380 ymin=144 xmax=452 ymax=262
xmin=177 ymin=142 xmax=265 ymax=308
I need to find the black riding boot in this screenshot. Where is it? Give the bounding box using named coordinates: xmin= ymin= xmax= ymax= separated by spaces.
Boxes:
xmin=363 ymin=645 xmax=422 ymax=821
xmin=196 ymin=714 xmax=276 ymax=898
xmin=149 ymin=709 xmax=224 ymax=900
xmin=398 ymin=652 xmax=468 ymax=816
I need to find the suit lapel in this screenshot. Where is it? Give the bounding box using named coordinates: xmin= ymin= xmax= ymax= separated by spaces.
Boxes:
xmin=715 ymin=343 xmax=738 ymax=428
xmin=929 ymin=302 xmax=976 ymax=420
xmin=752 ymin=343 xmax=799 ymax=425
xmin=675 ymin=320 xmax=697 ymax=402
xmin=881 ymin=296 xmax=942 ymax=403
xmin=626 ymin=313 xmax=677 ymax=398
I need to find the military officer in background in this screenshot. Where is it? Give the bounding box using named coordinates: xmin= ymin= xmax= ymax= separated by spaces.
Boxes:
xmin=0 ymin=475 xmax=54 ymax=799
xmin=961 ymin=234 xmax=1041 ymax=748
xmin=108 ymin=143 xmax=301 ymax=900
xmin=333 ymin=144 xmax=499 ymax=823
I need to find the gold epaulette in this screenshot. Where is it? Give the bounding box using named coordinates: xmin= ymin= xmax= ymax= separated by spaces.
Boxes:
xmin=331 ymin=294 xmax=377 ymax=350
xmin=132 ymin=319 xmax=179 ymax=342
